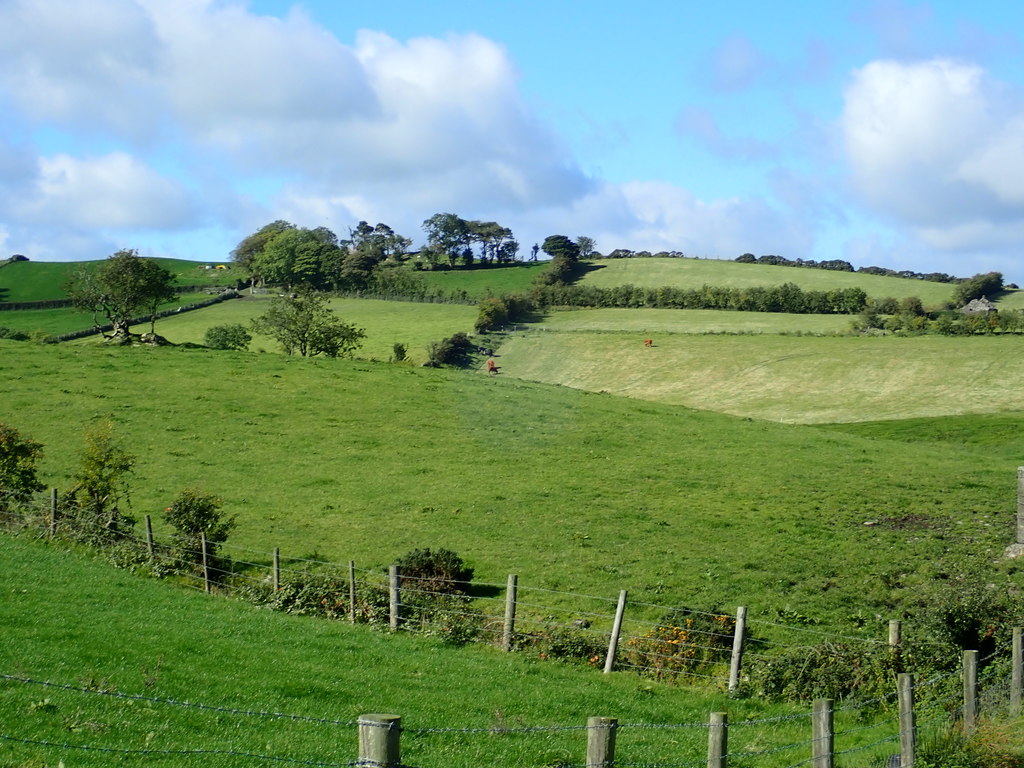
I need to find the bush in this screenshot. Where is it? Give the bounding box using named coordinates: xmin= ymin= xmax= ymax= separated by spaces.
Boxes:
xmin=625 ymin=606 xmax=736 ymax=682
xmin=61 ymin=421 xmax=135 ymax=542
xmin=0 ymin=327 xmax=30 ymax=341
xmin=204 ymin=323 xmax=252 ymax=350
xmin=520 ymin=624 xmax=607 ymax=666
xmin=424 ymin=332 xmax=475 ymax=367
xmin=162 ymin=488 xmax=236 ymax=565
xmin=0 ymin=423 xmax=44 ymax=513
xmin=394 ymin=547 xmax=474 ymax=594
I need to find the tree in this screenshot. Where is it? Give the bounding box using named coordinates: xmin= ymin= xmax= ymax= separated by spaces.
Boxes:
xmin=0 ymin=423 xmax=44 ymax=512
xmin=163 ymin=488 xmax=236 ymax=564
xmin=64 ymin=421 xmax=135 ymax=538
xmin=541 ymin=235 xmax=580 ymax=262
xmin=64 ymin=249 xmax=177 ymax=342
xmin=576 ymin=236 xmax=596 ymax=260
xmin=251 ymin=292 xmax=365 ymax=358
xmin=231 ymin=220 xmax=295 ymax=283
xmin=422 ymin=213 xmax=471 ymax=267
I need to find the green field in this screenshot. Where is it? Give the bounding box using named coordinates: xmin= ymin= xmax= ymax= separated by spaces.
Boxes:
xmin=150 ymin=296 xmax=478 ymax=364
xmin=2 ymin=340 xmax=1019 ymax=632
xmin=577 ymin=258 xmax=959 ymax=307
xmin=415 ymin=261 xmax=548 ymax=299
xmin=0 ymin=258 xmax=237 ymax=303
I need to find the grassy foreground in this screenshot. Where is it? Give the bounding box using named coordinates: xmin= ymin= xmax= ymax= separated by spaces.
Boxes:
xmin=1 ymin=340 xmax=1020 ymax=632
xmin=4 ymin=535 xmax=834 ymax=768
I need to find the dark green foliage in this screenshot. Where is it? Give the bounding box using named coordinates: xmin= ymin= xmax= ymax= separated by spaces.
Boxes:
xmin=0 ymin=423 xmax=44 ymax=512
xmin=475 ymin=297 xmax=509 ymax=332
xmin=391 ymin=342 xmax=408 ymax=362
xmin=953 ymin=272 xmax=1005 ymax=306
xmin=394 ymin=547 xmax=474 ymax=594
xmin=746 ymin=641 xmax=903 ymax=702
xmin=163 ymin=488 xmax=236 ymax=563
xmin=529 ymin=281 xmax=867 ymax=314
xmin=425 ymin=332 xmax=475 ymax=367
xmin=204 ymin=323 xmax=252 ymax=350
xmin=0 ymin=326 xmax=29 ymax=341
xmin=519 ymin=624 xmax=607 ymax=666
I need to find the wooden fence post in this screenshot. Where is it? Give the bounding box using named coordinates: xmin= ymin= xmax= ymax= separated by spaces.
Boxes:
xmin=272 ymin=547 xmax=280 ymax=592
xmin=144 ymin=514 xmax=154 ymax=557
xmin=1013 ymin=627 xmax=1022 ymax=715
xmin=963 ymin=650 xmax=978 ymax=734
xmin=349 ymin=560 xmax=357 ymax=622
xmin=812 ymin=699 xmax=833 ymax=768
xmin=586 ymin=717 xmax=617 ymax=767
xmin=201 ymin=533 xmax=210 ymax=593
xmin=1017 ymin=467 xmax=1024 ymax=545
xmin=49 ymin=488 xmax=57 ymax=537
xmin=707 ymin=712 xmax=727 ymax=768
xmin=889 ymin=619 xmax=903 ymax=672
xmin=604 ymin=590 xmax=627 ymax=674
xmin=358 ymin=714 xmax=401 ymax=767
xmin=389 ymin=565 xmax=401 ymax=630
xmin=503 ymin=574 xmax=518 ymax=652
xmin=728 ymin=606 xmax=747 ymax=694
xmin=899 ymin=673 xmax=915 ymax=768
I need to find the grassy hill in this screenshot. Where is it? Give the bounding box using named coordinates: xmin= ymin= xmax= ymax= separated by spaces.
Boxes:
xmin=576 ymin=258 xmax=959 ymax=307
xmin=415 ymin=261 xmax=548 ymax=299
xmin=0 ymin=258 xmax=237 ymax=303
xmin=2 ymin=340 xmax=1019 ymax=633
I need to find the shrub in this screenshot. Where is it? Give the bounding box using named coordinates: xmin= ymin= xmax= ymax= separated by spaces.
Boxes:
xmin=0 ymin=423 xmax=44 ymax=514
xmin=520 ymin=623 xmax=607 ymax=666
xmin=204 ymin=323 xmax=252 ymax=350
xmin=625 ymin=606 xmax=736 ymax=682
xmin=424 ymin=332 xmax=475 ymax=367
xmin=62 ymin=421 xmax=135 ymax=541
xmin=162 ymin=488 xmax=236 ymax=564
xmin=394 ymin=547 xmax=474 ymax=595
xmin=0 ymin=327 xmax=30 ymax=341
xmin=391 ymin=342 xmax=408 ymax=362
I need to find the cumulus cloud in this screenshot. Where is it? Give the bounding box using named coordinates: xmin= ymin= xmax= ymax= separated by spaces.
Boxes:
xmin=841 ymin=58 xmax=1024 ymax=251
xmin=17 ymin=152 xmax=198 ymax=230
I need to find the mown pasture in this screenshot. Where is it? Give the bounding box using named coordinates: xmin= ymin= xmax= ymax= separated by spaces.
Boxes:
xmin=576 ymin=258 xmax=958 ymax=307
xmin=3 ymin=535 xmax=905 ymax=768
xmin=414 ymin=261 xmax=547 ymax=300
xmin=496 ymin=329 xmax=1024 ymax=423
xmin=1 ymin=340 xmax=1019 ymax=632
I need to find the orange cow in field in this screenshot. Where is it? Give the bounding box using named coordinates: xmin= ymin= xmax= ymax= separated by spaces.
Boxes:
xmin=644 ymin=338 xmax=653 ymax=347
xmin=487 ymin=358 xmax=499 ymax=375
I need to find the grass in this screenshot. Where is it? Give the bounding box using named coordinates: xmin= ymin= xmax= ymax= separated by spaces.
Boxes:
xmin=577 ymin=258 xmax=959 ymax=307
xmin=537 ymin=307 xmax=853 ymax=335
xmin=150 ymin=296 xmax=478 ymax=364
xmin=415 ymin=261 xmax=548 ymax=300
xmin=495 ymin=330 xmax=1024 ymax=423
xmin=0 ymin=258 xmax=237 ymax=303
xmin=1 ymin=534 xmax=909 ymax=768
xmin=2 ymin=339 xmax=1020 ymax=633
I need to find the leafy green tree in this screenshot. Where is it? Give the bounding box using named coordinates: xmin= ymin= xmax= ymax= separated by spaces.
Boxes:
xmin=423 ymin=213 xmax=471 ymax=267
xmin=163 ymin=488 xmax=236 ymax=564
xmin=64 ymin=421 xmax=135 ymax=537
xmin=541 ymin=235 xmax=580 ymax=262
xmin=64 ymin=249 xmax=177 ymax=342
xmin=204 ymin=323 xmax=252 ymax=350
xmin=475 ymin=297 xmax=509 ymax=333
xmin=953 ymin=272 xmax=1004 ymax=306
xmin=0 ymin=423 xmax=44 ymax=512
xmin=251 ymin=292 xmax=365 ymax=358
xmin=231 ymin=220 xmax=295 ymax=283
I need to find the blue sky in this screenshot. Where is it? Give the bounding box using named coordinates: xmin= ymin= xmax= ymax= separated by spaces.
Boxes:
xmin=2 ymin=0 xmax=1024 ymax=283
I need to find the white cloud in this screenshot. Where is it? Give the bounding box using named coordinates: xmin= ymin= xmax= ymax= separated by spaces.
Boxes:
xmin=841 ymin=58 xmax=1024 ymax=251
xmin=20 ymin=152 xmax=198 ymax=230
